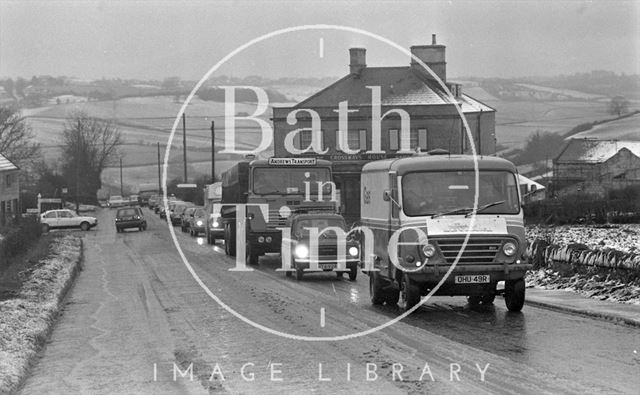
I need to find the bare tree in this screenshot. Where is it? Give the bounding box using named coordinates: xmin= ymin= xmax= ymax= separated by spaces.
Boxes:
xmin=609 ymin=96 xmax=629 ymax=116
xmin=62 ymin=111 xmax=122 ymax=203
xmin=0 ymin=106 xmax=41 ymax=167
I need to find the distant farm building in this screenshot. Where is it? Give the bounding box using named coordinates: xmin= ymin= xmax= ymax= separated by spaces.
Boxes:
xmin=551 ymin=139 xmax=640 ymax=197
xmin=0 ymin=153 xmax=20 ymax=225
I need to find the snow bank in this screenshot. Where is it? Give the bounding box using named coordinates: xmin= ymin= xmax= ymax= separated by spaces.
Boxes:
xmin=0 ymin=235 xmax=82 ymax=394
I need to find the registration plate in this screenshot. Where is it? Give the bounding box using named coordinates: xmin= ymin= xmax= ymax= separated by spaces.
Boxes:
xmin=455 ymin=275 xmax=490 ymax=284
xmin=320 ymin=264 xmax=335 ymax=270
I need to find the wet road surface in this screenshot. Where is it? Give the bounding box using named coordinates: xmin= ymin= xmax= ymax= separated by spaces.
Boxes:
xmin=21 ymin=208 xmax=640 ymax=394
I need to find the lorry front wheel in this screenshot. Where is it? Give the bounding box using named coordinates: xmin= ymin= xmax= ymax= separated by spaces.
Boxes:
xmin=504 ymin=279 xmax=525 ymax=312
xmin=369 ymin=272 xmax=387 ymax=305
xmin=348 ymin=266 xmax=357 ymax=281
xmin=224 ymin=223 xmax=236 ymax=257
xmin=400 ymin=276 xmax=421 ymax=312
xmin=246 ymin=242 xmax=259 ymax=266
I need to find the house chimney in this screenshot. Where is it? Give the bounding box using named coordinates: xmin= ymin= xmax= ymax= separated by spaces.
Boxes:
xmin=349 ymin=48 xmax=366 ymax=76
xmin=410 ymin=34 xmax=446 ymax=82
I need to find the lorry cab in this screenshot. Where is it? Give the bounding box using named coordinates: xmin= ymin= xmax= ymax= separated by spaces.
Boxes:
xmin=360 ymin=153 xmax=531 ymax=312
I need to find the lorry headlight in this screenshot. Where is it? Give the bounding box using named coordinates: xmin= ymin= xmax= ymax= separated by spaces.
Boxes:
xmin=348 ymin=246 xmax=359 ymax=257
xmin=503 ymin=242 xmax=517 ymax=257
xmin=266 ymin=236 xmax=272 ymax=243
xmin=258 ymin=236 xmax=265 ymax=243
xmin=422 ymin=244 xmax=436 ymax=258
xmin=196 ymin=220 xmax=203 ymax=226
xmin=295 ymin=245 xmax=309 ymax=259
xmin=212 ymin=220 xmax=219 ymax=227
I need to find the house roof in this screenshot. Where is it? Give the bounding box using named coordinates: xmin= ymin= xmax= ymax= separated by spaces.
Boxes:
xmin=555 ymin=139 xmax=640 ymax=163
xmin=0 ymin=153 xmax=18 ymax=172
xmin=295 ymin=67 xmax=495 ymax=113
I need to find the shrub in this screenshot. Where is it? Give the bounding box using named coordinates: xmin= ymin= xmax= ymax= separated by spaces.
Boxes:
xmin=0 ymin=216 xmax=42 ymax=268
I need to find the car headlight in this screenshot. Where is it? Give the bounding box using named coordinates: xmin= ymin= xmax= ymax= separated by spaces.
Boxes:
xmin=295 ymin=245 xmax=309 ymax=259
xmin=196 ymin=220 xmax=203 ymax=226
xmin=348 ymin=246 xmax=359 ymax=257
xmin=502 ymin=242 xmax=517 ymax=257
xmin=422 ymin=243 xmax=436 ymax=258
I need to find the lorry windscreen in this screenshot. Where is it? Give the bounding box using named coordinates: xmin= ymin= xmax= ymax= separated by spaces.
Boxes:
xmin=252 ymin=167 xmax=332 ymax=195
xmin=402 ymin=170 xmax=520 ymax=217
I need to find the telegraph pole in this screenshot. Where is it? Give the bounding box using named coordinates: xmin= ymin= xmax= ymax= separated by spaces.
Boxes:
xmin=210 ymin=120 xmax=215 ymax=183
xmin=157 ymin=142 xmax=161 ymax=194
xmin=182 ymin=112 xmax=187 ymax=183
xmin=119 ymin=157 xmax=124 ymax=196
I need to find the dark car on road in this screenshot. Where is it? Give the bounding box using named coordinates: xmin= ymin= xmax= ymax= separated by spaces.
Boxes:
xmin=188 ymin=207 xmax=207 ymax=237
xmin=115 ymin=207 xmax=147 ymax=232
xmin=170 ymin=202 xmax=194 ymax=226
xmin=284 ymin=213 xmax=360 ymax=281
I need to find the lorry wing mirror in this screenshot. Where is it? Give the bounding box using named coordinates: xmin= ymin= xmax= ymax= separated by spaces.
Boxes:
xmin=383 ymin=190 xmax=402 ymax=210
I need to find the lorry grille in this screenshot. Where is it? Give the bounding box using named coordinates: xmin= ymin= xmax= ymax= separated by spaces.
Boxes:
xmin=435 ymin=238 xmax=504 ymax=264
xmin=268 ymin=209 xmax=287 ymax=227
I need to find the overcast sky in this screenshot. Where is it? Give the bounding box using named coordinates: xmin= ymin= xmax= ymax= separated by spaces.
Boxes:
xmin=1 ymin=0 xmax=638 ymax=80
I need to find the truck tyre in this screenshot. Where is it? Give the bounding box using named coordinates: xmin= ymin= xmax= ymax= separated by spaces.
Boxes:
xmin=504 ymin=278 xmax=525 ymax=312
xmin=369 ymin=272 xmax=387 ymax=305
xmin=295 ymin=267 xmax=304 ymax=281
xmin=400 ymin=276 xmax=421 ymax=312
xmin=207 ymin=233 xmax=213 ymax=245
xmin=246 ymin=242 xmax=259 ymax=266
xmin=348 ymin=265 xmax=358 ymax=281
xmin=225 ymin=223 xmax=236 ymax=257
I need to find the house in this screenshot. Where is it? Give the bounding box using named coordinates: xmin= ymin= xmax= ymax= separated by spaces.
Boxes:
xmin=0 ymin=153 xmax=20 ymax=225
xmin=518 ymin=174 xmax=546 ymax=203
xmin=552 ymin=139 xmax=640 ymax=197
xmin=272 ymin=35 xmax=496 ymax=223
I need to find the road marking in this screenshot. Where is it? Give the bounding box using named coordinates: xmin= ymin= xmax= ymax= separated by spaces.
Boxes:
xmin=319 ymin=37 xmax=324 ymax=58
xmin=320 ymin=307 xmax=325 ymax=327
xmin=331 ymin=283 xmax=337 ymax=295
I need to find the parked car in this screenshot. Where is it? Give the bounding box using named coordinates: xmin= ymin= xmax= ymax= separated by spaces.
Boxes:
xmin=170 ymin=202 xmax=194 ymax=226
xmin=284 ymin=213 xmax=360 ymax=281
xmin=189 ymin=207 xmax=207 ymax=237
xmin=129 ymin=195 xmax=140 ymax=206
xmin=115 ymin=207 xmax=147 ymax=232
xmin=108 ymin=195 xmax=127 ymax=208
xmin=40 ymin=209 xmax=98 ymax=232
xmin=180 ymin=207 xmax=198 ymax=232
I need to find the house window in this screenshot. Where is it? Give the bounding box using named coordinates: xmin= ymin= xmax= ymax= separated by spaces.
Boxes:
xmin=359 ymin=129 xmax=367 ymax=151
xmin=348 ymin=130 xmax=360 ymax=151
xmin=418 ymin=128 xmax=427 ymax=151
xmin=389 ymin=129 xmax=399 ymax=151
xmin=300 ymin=130 xmax=313 ymax=149
xmin=5 ymin=174 xmax=12 ymax=187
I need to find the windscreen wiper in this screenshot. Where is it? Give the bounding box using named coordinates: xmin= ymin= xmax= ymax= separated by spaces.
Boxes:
xmin=464 ymin=200 xmax=506 ymax=218
xmin=431 ymin=207 xmax=472 ymax=218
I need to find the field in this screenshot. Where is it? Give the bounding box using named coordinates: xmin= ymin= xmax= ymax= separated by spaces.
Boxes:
xmin=24 ymin=96 xmax=272 ymax=194
xmin=22 ymin=82 xmax=638 ymax=194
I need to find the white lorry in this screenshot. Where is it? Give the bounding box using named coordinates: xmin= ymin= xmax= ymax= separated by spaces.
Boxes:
xmin=360 ymin=151 xmax=531 ymax=312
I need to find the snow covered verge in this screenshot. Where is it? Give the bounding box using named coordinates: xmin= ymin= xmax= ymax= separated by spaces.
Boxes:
xmin=0 ymin=235 xmax=82 ymax=394
xmin=525 ymin=224 xmax=640 ymax=305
